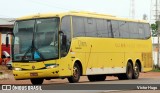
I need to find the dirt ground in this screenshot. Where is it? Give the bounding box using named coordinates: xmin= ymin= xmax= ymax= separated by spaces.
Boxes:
xmin=0 ymin=65 xmax=160 ymax=84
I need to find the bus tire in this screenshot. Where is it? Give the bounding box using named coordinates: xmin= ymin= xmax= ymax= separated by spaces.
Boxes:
xmin=118 ymin=62 xmax=133 ymax=80
xmin=132 ymin=63 xmax=140 ymax=79
xmin=30 ymin=78 xmax=44 ymax=85
xmin=87 ymin=75 xmax=97 ymax=82
xmin=68 ymin=63 xmax=81 ymax=83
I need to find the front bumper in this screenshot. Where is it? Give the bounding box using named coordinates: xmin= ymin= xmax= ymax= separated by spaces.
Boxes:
xmin=13 ymin=68 xmax=60 ymax=80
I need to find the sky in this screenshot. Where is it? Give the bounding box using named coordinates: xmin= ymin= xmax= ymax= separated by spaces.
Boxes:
xmin=0 ymin=0 xmax=151 ymax=21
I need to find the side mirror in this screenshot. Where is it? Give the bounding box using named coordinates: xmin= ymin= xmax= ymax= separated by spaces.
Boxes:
xmin=58 ymin=30 xmax=64 ymax=34
xmin=6 ymin=36 xmax=9 ymax=47
xmin=59 ymin=30 xmax=67 ymax=46
xmin=62 ymin=34 xmax=67 ymax=46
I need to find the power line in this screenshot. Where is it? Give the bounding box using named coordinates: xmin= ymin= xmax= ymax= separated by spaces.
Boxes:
xmin=24 ymin=0 xmax=71 ymax=11
xmin=0 ymin=14 xmax=14 ymax=18
xmin=0 ymin=18 xmax=15 ymax=22
xmin=130 ymin=0 xmax=135 ymax=18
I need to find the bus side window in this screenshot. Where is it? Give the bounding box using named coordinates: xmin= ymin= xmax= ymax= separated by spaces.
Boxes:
xmin=96 ymin=19 xmax=106 ymax=37
xmin=60 ymin=16 xmax=71 ymax=57
xmin=107 ymin=20 xmax=113 ymax=38
xmin=84 ymin=18 xmax=97 ymax=37
xmin=119 ymin=21 xmax=130 ymax=38
xmin=129 ymin=22 xmax=139 ymax=39
xmin=144 ymin=24 xmax=151 ymax=39
xmin=111 ymin=20 xmax=120 ymax=38
xmin=138 ymin=23 xmax=145 ymax=39
xmin=73 ymin=16 xmax=85 ymax=37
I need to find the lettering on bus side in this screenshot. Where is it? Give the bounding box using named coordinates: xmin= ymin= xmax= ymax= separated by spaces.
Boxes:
xmin=115 ymin=43 xmax=138 ymax=48
xmin=115 ymin=43 xmax=126 ymax=48
xmin=75 ymin=40 xmax=87 ymax=49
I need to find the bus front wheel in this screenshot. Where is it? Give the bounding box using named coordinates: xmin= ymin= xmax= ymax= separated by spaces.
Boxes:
xmin=30 ymin=78 xmax=44 ymax=85
xmin=68 ymin=63 xmax=81 ymax=83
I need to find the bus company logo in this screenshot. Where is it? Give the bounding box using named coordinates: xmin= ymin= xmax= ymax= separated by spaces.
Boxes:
xmin=1 ymin=85 xmax=42 ymax=90
xmin=2 ymin=85 xmax=12 ymax=90
xmin=32 ymin=65 xmax=35 ymax=69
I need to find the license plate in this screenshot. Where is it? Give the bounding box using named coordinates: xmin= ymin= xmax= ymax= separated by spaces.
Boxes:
xmin=30 ymin=73 xmax=38 ymax=76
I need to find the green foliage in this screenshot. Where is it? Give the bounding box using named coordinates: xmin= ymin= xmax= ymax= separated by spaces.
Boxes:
xmin=151 ymin=22 xmax=158 ymax=37
xmin=0 ymin=72 xmax=3 ymax=75
xmin=152 ymin=68 xmax=160 ymax=72
xmin=153 ymin=64 xmax=160 ymax=71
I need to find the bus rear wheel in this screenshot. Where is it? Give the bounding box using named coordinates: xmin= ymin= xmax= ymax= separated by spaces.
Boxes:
xmin=132 ymin=63 xmax=140 ymax=79
xmin=68 ymin=63 xmax=81 ymax=83
xmin=30 ymin=78 xmax=44 ymax=85
xmin=118 ymin=62 xmax=133 ymax=80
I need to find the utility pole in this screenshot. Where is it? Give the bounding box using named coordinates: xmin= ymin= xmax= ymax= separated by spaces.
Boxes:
xmin=157 ymin=21 xmax=160 ymax=68
xmin=150 ymin=0 xmax=160 ymax=67
xmin=155 ymin=0 xmax=160 ymax=68
xmin=155 ymin=0 xmax=158 ymax=20
xmin=130 ymin=0 xmax=135 ymax=18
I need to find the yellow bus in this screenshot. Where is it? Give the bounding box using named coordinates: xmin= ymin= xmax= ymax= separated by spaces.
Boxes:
xmin=8 ymin=11 xmax=153 ymax=85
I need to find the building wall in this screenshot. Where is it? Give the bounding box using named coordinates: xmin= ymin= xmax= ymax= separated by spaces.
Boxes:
xmin=152 ymin=37 xmax=160 ymax=65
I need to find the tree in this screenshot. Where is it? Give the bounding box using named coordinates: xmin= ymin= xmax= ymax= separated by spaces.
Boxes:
xmin=151 ymin=22 xmax=158 ymax=37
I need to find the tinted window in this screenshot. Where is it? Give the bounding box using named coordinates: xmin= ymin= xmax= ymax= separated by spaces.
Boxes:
xmin=84 ymin=18 xmax=97 ymax=37
xmin=106 ymin=20 xmax=113 ymax=37
xmin=111 ymin=20 xmax=120 ymax=38
xmin=61 ymin=16 xmax=71 ymax=57
xmin=129 ymin=22 xmax=139 ymax=39
xmin=73 ymin=16 xmax=85 ymax=37
xmin=138 ymin=23 xmax=145 ymax=39
xmin=119 ymin=21 xmax=129 ymax=38
xmin=72 ymin=16 xmax=150 ymax=39
xmin=144 ymin=23 xmax=151 ymax=39
xmin=96 ymin=19 xmax=106 ymax=37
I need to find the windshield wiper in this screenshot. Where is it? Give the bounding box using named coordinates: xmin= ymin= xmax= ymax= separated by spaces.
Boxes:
xmin=21 ymin=31 xmax=45 ymax=61
xmin=21 ymin=45 xmax=45 ymax=61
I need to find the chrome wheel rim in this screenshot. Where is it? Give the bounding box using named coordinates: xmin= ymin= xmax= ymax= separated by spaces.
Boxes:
xmin=134 ymin=64 xmax=139 ymax=76
xmin=73 ymin=67 xmax=79 ymax=79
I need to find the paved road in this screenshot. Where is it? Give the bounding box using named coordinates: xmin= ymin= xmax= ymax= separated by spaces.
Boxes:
xmin=1 ymin=72 xmax=160 ymax=93
xmin=1 ymin=77 xmax=160 ymax=93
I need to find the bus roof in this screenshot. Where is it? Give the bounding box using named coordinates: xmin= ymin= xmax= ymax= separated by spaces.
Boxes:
xmin=17 ymin=11 xmax=148 ymax=23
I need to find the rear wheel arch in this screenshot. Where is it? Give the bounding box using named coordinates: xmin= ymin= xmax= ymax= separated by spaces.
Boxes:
xmin=127 ymin=59 xmax=133 ymax=68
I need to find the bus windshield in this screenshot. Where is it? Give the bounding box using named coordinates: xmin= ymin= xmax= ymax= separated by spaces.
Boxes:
xmin=12 ymin=18 xmax=59 ymax=61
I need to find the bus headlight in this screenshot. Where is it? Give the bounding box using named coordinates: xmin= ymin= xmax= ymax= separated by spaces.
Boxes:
xmin=46 ymin=64 xmax=59 ymax=69
xmin=13 ymin=67 xmax=22 ymax=71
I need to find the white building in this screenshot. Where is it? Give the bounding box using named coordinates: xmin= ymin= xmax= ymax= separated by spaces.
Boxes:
xmin=152 ymin=37 xmax=159 ymax=65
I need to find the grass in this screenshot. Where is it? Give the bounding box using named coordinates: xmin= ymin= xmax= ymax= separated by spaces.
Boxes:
xmin=0 ymin=72 xmax=3 ymax=75
xmin=152 ymin=68 xmax=160 ymax=72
